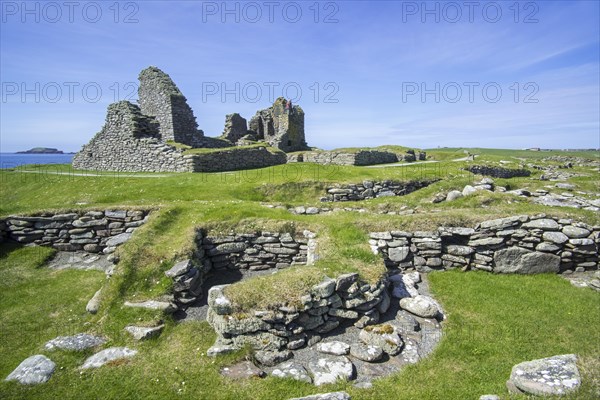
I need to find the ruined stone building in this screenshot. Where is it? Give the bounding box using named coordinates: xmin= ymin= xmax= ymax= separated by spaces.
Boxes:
xmin=137 ymin=67 xmax=204 ymax=148
xmin=73 ymin=67 xmax=304 ymax=172
xmin=72 ymin=66 xmax=422 ymax=173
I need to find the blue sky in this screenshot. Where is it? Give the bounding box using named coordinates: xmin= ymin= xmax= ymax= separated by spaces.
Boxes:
xmin=1 ymin=0 xmax=599 ymax=152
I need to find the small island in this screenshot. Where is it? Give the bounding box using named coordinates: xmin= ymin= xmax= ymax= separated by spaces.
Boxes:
xmin=17 ymin=147 xmax=64 ymax=154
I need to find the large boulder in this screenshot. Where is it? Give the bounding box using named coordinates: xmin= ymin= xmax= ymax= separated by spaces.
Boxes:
xmin=5 ymin=355 xmax=56 ymax=385
xmin=493 ymin=247 xmax=560 ymax=274
xmin=507 ymin=354 xmax=580 ymax=396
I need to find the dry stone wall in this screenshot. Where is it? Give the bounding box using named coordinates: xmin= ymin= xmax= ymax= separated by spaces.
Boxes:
xmin=287 ymin=150 xmax=426 ymax=166
xmin=206 ymin=274 xmax=389 ymax=356
xmin=165 ymin=231 xmax=317 ymax=308
xmin=371 ymin=215 xmax=599 ymax=273
xmin=465 ymin=165 xmax=531 ymax=178
xmin=324 ymin=180 xmax=437 ymax=202
xmin=0 ymin=210 xmax=149 ymax=253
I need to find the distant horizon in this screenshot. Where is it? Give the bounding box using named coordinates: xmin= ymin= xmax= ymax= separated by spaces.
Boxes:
xmin=2 ymin=145 xmax=599 ymax=154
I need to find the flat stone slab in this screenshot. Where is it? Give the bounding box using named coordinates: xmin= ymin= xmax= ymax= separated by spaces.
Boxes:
xmin=81 ymin=347 xmax=137 ymax=369
xmin=493 ymin=247 xmax=560 ymax=274
xmin=45 ymin=333 xmax=106 ymax=351
xmin=507 ymin=354 xmax=581 ymax=396
xmin=124 ymin=325 xmax=164 ymax=341
xmin=308 ymin=356 xmax=354 ymax=386
xmin=124 ymin=300 xmax=177 ymax=313
xmin=105 ymin=232 xmax=132 ymax=247
xmin=271 ymin=361 xmax=312 ymax=383
xmin=317 ymin=341 xmax=350 ymax=356
xmin=255 ymin=350 xmax=292 ymax=366
xmin=47 ymin=251 xmax=113 ymax=272
xmin=164 ymin=259 xmax=192 ymax=278
xmin=5 ymin=355 xmax=56 ymax=385
xmin=289 ymin=392 xmax=351 ymax=400
xmin=206 ymin=344 xmax=237 ymax=357
xmin=220 ymin=361 xmax=265 ymax=380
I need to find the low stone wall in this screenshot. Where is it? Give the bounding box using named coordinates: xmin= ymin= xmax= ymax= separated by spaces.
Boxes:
xmin=288 ymin=150 xmax=422 ymax=166
xmin=465 ymin=165 xmax=531 ymax=178
xmin=371 ymin=215 xmax=599 ymax=273
xmin=323 ymin=180 xmax=436 ymax=202
xmin=201 ymin=231 xmax=310 ymax=270
xmin=0 ymin=210 xmax=149 ymax=253
xmin=206 ymin=274 xmax=389 ymax=355
xmin=165 ymin=230 xmax=317 ymax=308
xmin=188 ymin=146 xmax=287 ymax=172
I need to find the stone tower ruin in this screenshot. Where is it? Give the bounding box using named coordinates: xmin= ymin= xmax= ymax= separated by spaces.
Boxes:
xmin=138 ymin=66 xmax=204 ymax=147
xmin=248 ymin=97 xmax=308 ymax=152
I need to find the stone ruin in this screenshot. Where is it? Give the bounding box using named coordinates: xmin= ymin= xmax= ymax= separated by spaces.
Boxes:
xmin=73 ymin=66 xmax=307 ymax=172
xmin=137 ymin=67 xmax=204 ymax=148
xmin=73 ymin=66 xmax=424 ymax=173
xmin=221 ymin=98 xmax=308 ymax=152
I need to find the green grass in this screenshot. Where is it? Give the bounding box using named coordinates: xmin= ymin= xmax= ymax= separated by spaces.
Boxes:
xmin=0 ymin=148 xmax=599 ymax=399
xmin=1 ymin=248 xmax=598 ymax=399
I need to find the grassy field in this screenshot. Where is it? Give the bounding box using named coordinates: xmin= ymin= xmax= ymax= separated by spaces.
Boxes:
xmin=0 ymin=148 xmax=599 ymax=399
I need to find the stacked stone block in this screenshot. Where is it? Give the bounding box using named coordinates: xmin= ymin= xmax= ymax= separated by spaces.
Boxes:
xmin=324 ymin=179 xmax=436 ymax=202
xmin=372 ymin=215 xmax=600 ymax=273
xmin=0 ymin=210 xmax=149 ymax=253
xmin=206 ymin=274 xmax=389 ymax=355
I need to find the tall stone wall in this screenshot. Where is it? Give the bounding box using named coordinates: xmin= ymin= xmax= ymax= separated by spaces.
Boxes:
xmin=371 ymin=215 xmax=599 ymax=273
xmin=138 ymin=66 xmax=204 ymax=147
xmin=72 ymin=101 xmax=193 ymax=172
xmin=248 ymin=97 xmax=308 ymax=152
